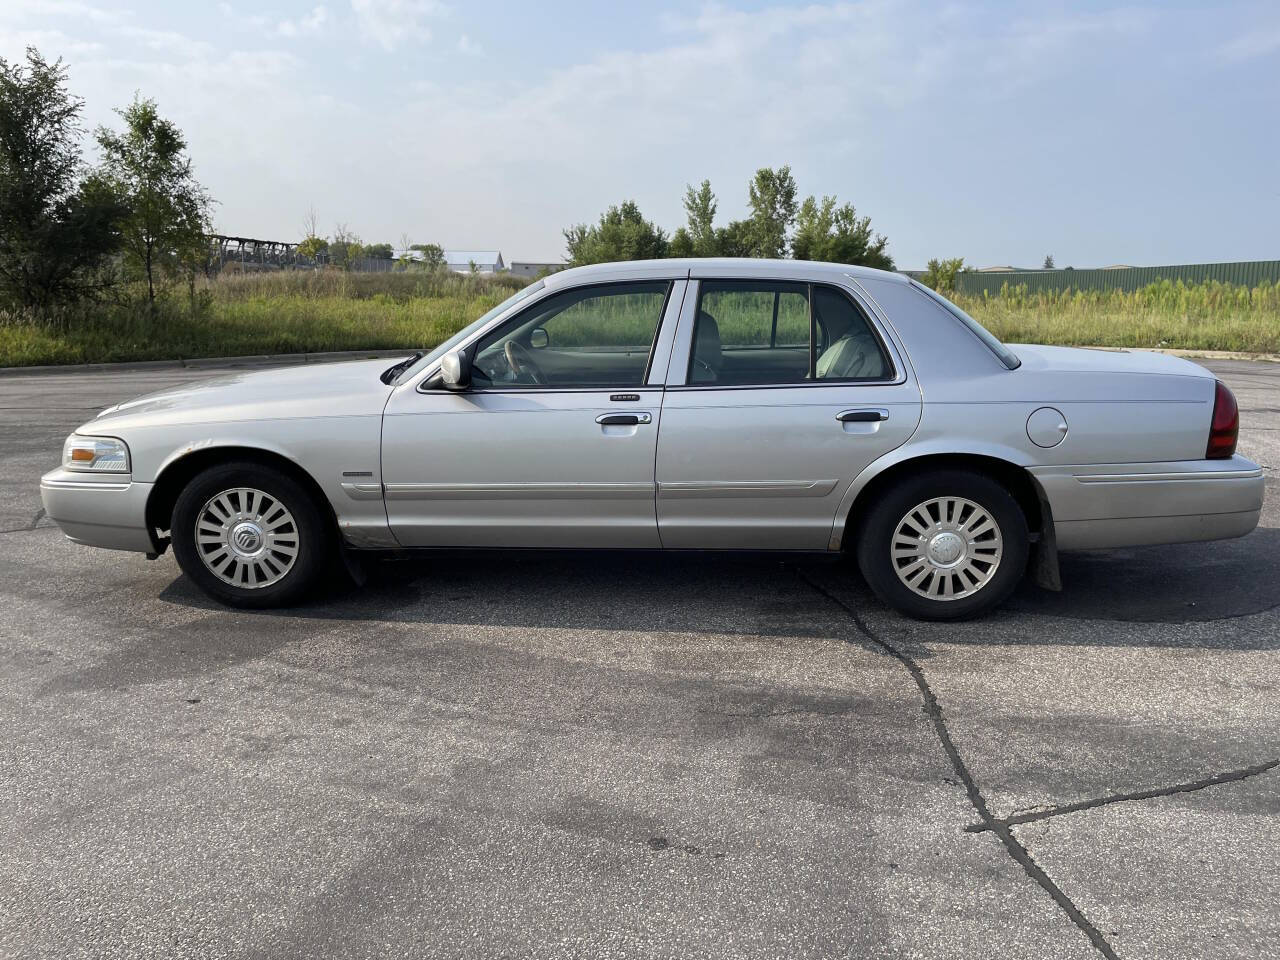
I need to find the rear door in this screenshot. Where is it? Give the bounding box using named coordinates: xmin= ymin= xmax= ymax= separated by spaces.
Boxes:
xmin=381 ymin=279 xmax=685 ymax=547
xmin=655 ymin=274 xmax=921 ymax=550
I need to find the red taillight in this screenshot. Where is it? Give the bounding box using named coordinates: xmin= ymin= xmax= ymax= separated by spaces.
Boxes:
xmin=1206 ymin=380 xmax=1238 ymax=459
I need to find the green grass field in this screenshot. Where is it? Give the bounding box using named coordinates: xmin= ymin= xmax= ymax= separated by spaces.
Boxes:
xmin=1 ymin=271 xmax=1277 ymax=368
xmin=955 ymin=279 xmax=1280 ymax=354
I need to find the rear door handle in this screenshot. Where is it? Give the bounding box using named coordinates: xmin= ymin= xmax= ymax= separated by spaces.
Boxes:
xmin=836 ymin=408 xmax=889 ymax=423
xmin=596 ymin=412 xmax=653 ymax=426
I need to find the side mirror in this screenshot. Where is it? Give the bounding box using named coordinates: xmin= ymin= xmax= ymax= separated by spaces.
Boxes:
xmin=529 ymin=327 xmax=549 ymax=349
xmin=440 ymin=348 xmax=471 ymax=391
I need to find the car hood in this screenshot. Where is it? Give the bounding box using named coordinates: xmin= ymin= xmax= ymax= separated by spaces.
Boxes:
xmin=88 ymin=357 xmax=403 ymax=429
xmin=1009 ymin=344 xmax=1213 ymax=379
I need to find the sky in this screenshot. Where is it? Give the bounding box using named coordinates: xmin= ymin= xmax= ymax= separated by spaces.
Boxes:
xmin=2 ymin=0 xmax=1277 ymax=268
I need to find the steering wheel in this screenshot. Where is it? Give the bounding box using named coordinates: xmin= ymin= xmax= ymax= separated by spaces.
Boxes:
xmin=504 ymin=339 xmax=545 ymax=385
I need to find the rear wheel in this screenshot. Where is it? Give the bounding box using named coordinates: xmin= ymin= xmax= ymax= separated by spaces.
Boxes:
xmin=171 ymin=461 xmax=331 ymax=608
xmin=856 ymin=470 xmax=1029 ymax=620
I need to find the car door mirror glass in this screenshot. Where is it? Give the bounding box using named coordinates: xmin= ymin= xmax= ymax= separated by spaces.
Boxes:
xmin=529 ymin=327 xmax=549 ymax=349
xmin=440 ymin=348 xmax=471 ymax=391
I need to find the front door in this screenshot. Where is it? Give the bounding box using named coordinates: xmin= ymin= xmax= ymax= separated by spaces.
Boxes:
xmin=656 ymin=276 xmax=921 ymax=550
xmin=381 ymin=279 xmax=683 ymax=548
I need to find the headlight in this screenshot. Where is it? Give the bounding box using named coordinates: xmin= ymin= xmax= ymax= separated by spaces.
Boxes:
xmin=63 ymin=434 xmax=131 ymax=473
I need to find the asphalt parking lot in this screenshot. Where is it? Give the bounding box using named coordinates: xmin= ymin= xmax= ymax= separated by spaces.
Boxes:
xmin=1 ymin=359 xmax=1276 ymax=960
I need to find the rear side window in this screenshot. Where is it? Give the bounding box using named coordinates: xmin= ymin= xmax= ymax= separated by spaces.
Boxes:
xmin=688 ymin=280 xmax=891 ymax=386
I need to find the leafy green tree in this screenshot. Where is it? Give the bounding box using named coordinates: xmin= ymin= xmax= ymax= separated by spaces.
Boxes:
xmin=327 ymin=223 xmax=363 ymax=269
xmin=0 ymin=49 xmax=123 ymax=309
xmin=668 ymin=227 xmax=694 ymax=258
xmin=1043 ymin=254 xmax=1055 ymax=269
xmin=921 ymin=257 xmax=965 ymax=292
xmin=563 ymin=200 xmax=668 ymax=265
xmin=715 ymin=220 xmax=756 ymax=258
xmin=364 ymin=242 xmax=394 ymax=260
xmin=746 ymin=166 xmax=797 ymax=257
xmin=683 ymin=179 xmax=719 ymax=256
xmin=409 ymin=242 xmax=445 ymax=269
xmin=97 ymin=96 xmax=212 ymax=307
xmin=297 ymin=235 xmax=328 ymax=260
xmin=791 ymin=195 xmax=893 ymax=269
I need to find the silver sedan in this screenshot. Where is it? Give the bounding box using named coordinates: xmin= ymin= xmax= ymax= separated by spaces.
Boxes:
xmin=40 ymin=259 xmax=1264 ymax=619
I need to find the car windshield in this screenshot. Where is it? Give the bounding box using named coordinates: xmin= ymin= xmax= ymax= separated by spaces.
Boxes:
xmin=389 ymin=280 xmax=546 ymax=382
xmin=911 ymin=280 xmax=1021 ymax=370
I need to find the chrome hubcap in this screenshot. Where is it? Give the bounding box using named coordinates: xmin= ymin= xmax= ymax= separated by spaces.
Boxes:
xmin=891 ymin=496 xmax=1003 ymax=601
xmin=195 ymin=487 xmax=299 ymax=589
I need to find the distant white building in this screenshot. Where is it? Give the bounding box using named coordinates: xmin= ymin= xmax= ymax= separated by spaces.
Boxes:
xmin=445 ymin=250 xmax=505 ymax=273
xmin=390 ymin=249 xmax=506 ymax=273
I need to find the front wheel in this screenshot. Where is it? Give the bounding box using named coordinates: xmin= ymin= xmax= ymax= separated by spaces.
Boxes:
xmin=855 ymin=470 xmax=1029 ymax=621
xmin=171 ymin=461 xmax=332 ymax=608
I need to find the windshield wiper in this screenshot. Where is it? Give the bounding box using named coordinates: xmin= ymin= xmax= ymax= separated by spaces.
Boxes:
xmin=380 ymin=352 xmax=423 ymax=385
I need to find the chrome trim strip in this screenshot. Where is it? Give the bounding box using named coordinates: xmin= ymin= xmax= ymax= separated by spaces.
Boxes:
xmin=1074 ymin=469 xmax=1264 ymax=484
xmin=340 ymin=481 xmax=384 ymax=500
xmin=40 ymin=478 xmax=132 ymax=492
xmin=658 ymin=479 xmax=839 ymax=499
xmin=383 ymin=481 xmax=655 ymax=500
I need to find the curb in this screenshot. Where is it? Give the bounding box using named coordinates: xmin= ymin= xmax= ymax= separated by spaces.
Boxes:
xmin=0 ymin=349 xmax=415 ymax=378
xmin=1147 ymin=348 xmax=1280 ymax=363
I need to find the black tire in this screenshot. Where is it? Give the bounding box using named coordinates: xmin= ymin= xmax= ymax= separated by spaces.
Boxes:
xmin=855 ymin=469 xmax=1029 ymax=621
xmin=171 ymin=461 xmax=332 ymax=609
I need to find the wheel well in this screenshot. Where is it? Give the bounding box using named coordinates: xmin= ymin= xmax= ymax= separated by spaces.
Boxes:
xmin=841 ymin=453 xmax=1045 ymax=551
xmin=146 ymin=446 xmax=338 ymax=549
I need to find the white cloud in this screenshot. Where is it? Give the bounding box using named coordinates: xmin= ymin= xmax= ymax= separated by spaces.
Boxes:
xmin=1215 ymin=26 xmax=1280 ymax=62
xmin=350 ymin=0 xmax=448 ymax=51
xmin=277 ymin=6 xmax=329 ymax=38
xmin=112 ymin=26 xmax=214 ymax=61
xmin=456 ymin=33 xmax=481 ymax=56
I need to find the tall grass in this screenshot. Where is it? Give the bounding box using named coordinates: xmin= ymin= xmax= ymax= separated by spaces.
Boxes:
xmin=956 ymin=279 xmax=1280 ymax=353
xmin=0 ymin=270 xmax=526 ymax=367
xmin=1 ymin=271 xmax=1278 ymax=368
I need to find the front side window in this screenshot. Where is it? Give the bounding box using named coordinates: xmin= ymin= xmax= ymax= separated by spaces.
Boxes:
xmin=471 ymin=281 xmax=670 ymax=389
xmin=688 ymin=280 xmax=891 ymax=386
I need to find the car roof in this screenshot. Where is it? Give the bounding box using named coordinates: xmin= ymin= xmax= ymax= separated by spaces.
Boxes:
xmin=541 ymin=258 xmax=909 ymax=290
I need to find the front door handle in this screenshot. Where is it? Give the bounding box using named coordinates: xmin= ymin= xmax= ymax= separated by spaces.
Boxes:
xmin=596 ymin=412 xmax=652 ymax=426
xmin=836 ymin=408 xmax=889 ymax=423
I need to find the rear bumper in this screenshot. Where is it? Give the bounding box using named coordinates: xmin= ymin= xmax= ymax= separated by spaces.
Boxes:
xmin=40 ymin=469 xmax=155 ymax=553
xmin=1030 ymin=455 xmax=1264 ymax=551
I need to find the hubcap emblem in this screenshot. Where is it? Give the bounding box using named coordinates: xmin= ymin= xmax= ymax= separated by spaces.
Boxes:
xmin=231 ymin=522 xmax=263 ymax=555
xmin=928 ymin=531 xmax=964 ymax=565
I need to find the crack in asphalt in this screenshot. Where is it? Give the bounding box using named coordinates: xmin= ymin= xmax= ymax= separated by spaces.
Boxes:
xmin=0 ymin=508 xmax=49 ymax=535
xmin=795 ymin=569 xmax=1119 ymax=960
xmin=966 ymin=758 xmax=1280 ymax=834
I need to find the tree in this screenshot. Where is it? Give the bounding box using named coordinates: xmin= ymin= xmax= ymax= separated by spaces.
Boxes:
xmin=364 ymin=242 xmax=394 ymax=260
xmin=297 ymin=234 xmax=328 ymax=260
xmin=297 ymin=205 xmax=327 ymax=261
xmin=791 ymin=195 xmax=894 ymax=269
xmin=921 ymin=257 xmax=965 ymax=293
xmin=715 ymin=220 xmax=756 ymax=258
xmin=0 ymin=49 xmax=123 ymax=309
xmin=410 ymin=243 xmax=445 ymax=269
xmin=327 ymin=223 xmax=363 ymax=269
xmin=563 ymin=200 xmax=668 ymax=265
xmin=97 ymin=96 xmax=212 ymax=307
xmin=668 ymin=228 xmax=693 ymax=257
xmin=746 ymin=166 xmax=797 ymax=257
xmin=1042 ymin=254 xmax=1055 ymax=269
xmin=683 ymin=179 xmax=719 ymax=256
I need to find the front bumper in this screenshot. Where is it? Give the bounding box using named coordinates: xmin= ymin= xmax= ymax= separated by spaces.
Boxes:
xmin=40 ymin=468 xmax=155 ymax=553
xmin=1030 ymin=455 xmax=1265 ymax=551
